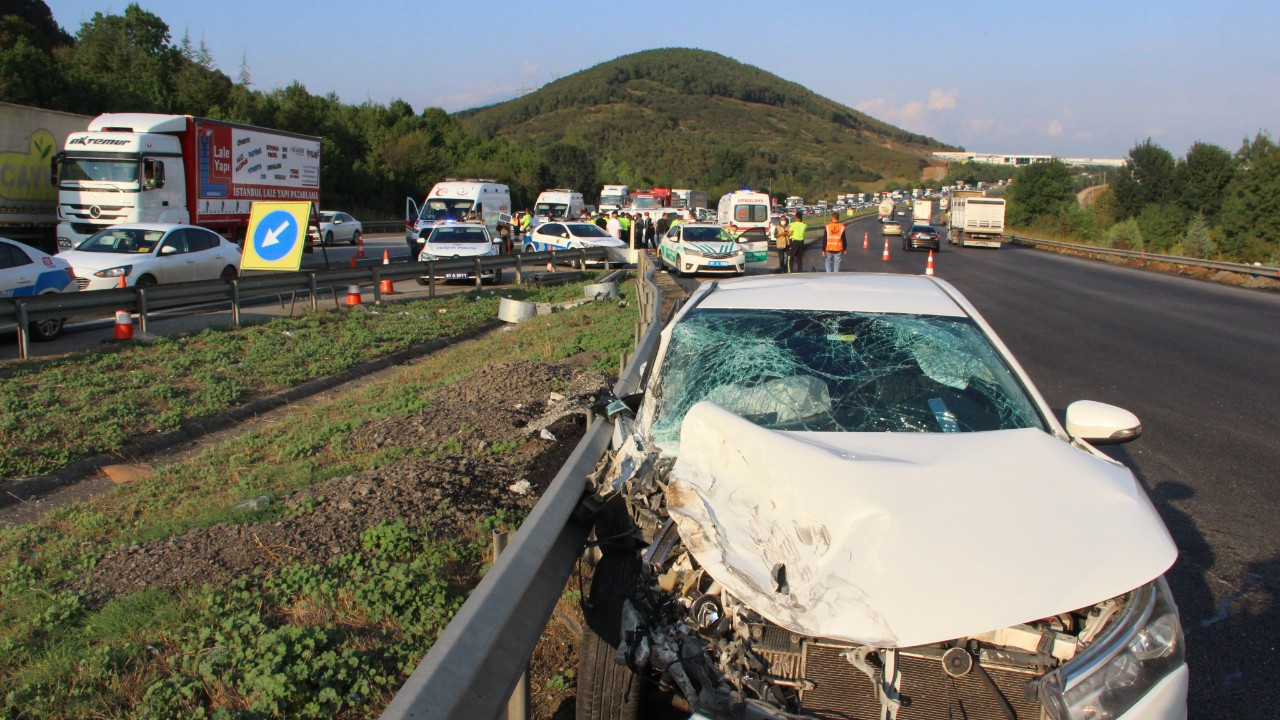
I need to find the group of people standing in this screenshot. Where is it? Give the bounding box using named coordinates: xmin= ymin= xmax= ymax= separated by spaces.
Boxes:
xmin=593 ymin=210 xmax=694 ymax=252
xmin=772 ymin=212 xmax=848 ymax=273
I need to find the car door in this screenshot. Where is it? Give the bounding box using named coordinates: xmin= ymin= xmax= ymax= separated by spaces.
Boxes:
xmin=155 ymin=229 xmax=196 ymax=282
xmin=0 ymin=242 xmax=36 ymax=297
xmin=658 ymin=226 xmax=680 ymax=268
xmin=185 ymin=228 xmax=228 ymax=280
xmin=736 ymin=227 xmax=770 ymax=271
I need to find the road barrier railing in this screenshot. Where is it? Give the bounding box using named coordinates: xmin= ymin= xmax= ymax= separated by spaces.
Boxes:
xmin=2 ymin=248 xmax=610 ymax=359
xmin=378 ymin=254 xmax=663 ymax=720
xmin=1008 ymin=234 xmax=1280 ymax=279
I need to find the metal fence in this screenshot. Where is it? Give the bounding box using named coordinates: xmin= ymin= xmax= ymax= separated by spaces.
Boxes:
xmin=378 ymin=254 xmax=664 ymax=720
xmin=1008 ymin=235 xmax=1280 ymax=278
xmin=2 ymin=248 xmax=610 ymax=359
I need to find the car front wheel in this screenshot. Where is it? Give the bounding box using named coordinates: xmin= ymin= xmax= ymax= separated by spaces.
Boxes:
xmin=30 ymin=316 xmax=64 ymax=341
xmin=351 ymin=230 xmax=361 ymax=246
xmin=576 ymin=553 xmax=642 ymax=720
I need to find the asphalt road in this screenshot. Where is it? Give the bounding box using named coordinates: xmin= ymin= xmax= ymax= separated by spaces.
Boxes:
xmin=677 ymin=213 xmax=1280 ymax=717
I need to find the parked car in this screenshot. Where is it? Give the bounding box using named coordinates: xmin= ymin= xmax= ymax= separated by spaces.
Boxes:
xmin=0 ymin=237 xmax=77 ymax=340
xmin=581 ymin=273 xmax=1185 ymax=720
xmin=903 ymin=224 xmax=941 ymax=251
xmin=658 ymin=223 xmax=747 ymax=277
xmin=59 ymin=224 xmax=240 ymax=291
xmin=415 ymin=221 xmax=502 ymax=285
xmin=524 ymin=221 xmax=628 ymax=264
xmin=310 ymin=211 xmax=363 ymax=246
xmin=882 ymin=220 xmax=903 ymax=236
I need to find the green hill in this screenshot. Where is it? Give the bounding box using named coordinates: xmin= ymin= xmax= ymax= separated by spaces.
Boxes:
xmin=456 ymin=48 xmax=955 ymax=198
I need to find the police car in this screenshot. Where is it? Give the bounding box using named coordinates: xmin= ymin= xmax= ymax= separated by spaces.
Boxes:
xmin=524 ymin=221 xmax=628 ymax=264
xmin=658 ymin=223 xmax=748 ymax=277
xmin=0 ymin=237 xmax=77 ymax=340
xmin=415 ymin=221 xmax=503 ymax=285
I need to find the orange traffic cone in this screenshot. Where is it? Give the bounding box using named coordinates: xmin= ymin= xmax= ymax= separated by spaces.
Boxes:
xmin=862 ymin=231 xmax=869 ymax=250
xmin=882 ymin=238 xmax=891 ymax=262
xmin=546 ymin=261 xmax=555 ymax=273
xmin=356 ymin=234 xmax=366 ymax=259
xmin=379 ymin=250 xmax=394 ymax=294
xmin=346 ymin=284 xmax=362 ymax=306
xmin=349 ymin=255 xmax=357 ymax=268
xmin=113 ymin=276 xmax=133 ymax=340
xmin=925 ymin=250 xmax=935 ymax=276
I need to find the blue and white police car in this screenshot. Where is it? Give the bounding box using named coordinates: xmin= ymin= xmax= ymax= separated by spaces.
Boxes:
xmin=0 ymin=237 xmax=77 ymax=340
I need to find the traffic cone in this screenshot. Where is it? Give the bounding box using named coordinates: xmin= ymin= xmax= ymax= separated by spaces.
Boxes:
xmin=113 ymin=276 xmax=133 ymax=340
xmin=546 ymin=261 xmax=555 ymax=273
xmin=925 ymin=250 xmax=935 ymax=276
xmin=379 ymin=250 xmax=395 ymax=294
xmin=356 ymin=234 xmax=365 ymax=259
xmin=882 ymin=238 xmax=891 ymax=262
xmin=862 ymin=231 xmax=869 ymax=250
xmin=349 ymin=255 xmax=357 ymax=268
xmin=345 ymin=284 xmax=362 ymax=306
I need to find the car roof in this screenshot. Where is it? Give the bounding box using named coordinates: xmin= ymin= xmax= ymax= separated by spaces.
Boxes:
xmin=693 ymin=274 xmax=968 ymax=317
xmin=97 ymin=223 xmax=198 ymax=232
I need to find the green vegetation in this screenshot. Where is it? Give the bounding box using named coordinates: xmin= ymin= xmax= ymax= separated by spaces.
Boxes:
xmin=1 ymin=4 xmax=948 ymax=215
xmin=0 ymin=277 xmax=638 ymax=718
xmin=1006 ymin=133 xmax=1280 ymax=265
xmin=0 ymin=279 xmax=616 ymax=479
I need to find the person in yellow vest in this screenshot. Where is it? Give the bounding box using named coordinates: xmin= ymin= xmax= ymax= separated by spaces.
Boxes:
xmin=823 ymin=213 xmax=846 ymax=273
xmin=788 ymin=212 xmax=808 ymax=272
xmin=772 ymin=217 xmax=791 ymax=273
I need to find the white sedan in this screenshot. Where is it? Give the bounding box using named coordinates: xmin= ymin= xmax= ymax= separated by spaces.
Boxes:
xmin=0 ymin=237 xmax=78 ymax=340
xmin=582 ymin=273 xmax=1187 ymax=720
xmin=658 ymin=223 xmax=747 ymax=276
xmin=312 ymin=211 xmax=363 ymax=246
xmin=59 ymin=224 xmax=240 ymax=291
xmin=524 ymin=221 xmax=627 ymax=264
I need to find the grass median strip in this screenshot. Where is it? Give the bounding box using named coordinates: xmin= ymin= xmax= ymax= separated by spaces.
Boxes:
xmin=0 ymin=276 xmax=638 ymax=718
xmin=0 ymin=280 xmax=618 ymax=480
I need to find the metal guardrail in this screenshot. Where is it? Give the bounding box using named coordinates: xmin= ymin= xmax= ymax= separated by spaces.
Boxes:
xmin=378 ymin=255 xmax=663 ymax=720
xmin=1008 ymin=235 xmax=1280 ymax=278
xmin=361 ymin=220 xmax=406 ymax=234
xmin=1 ymin=248 xmax=609 ymax=359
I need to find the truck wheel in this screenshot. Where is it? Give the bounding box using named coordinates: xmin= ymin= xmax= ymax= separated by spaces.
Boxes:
xmin=577 ymin=552 xmax=642 ymax=720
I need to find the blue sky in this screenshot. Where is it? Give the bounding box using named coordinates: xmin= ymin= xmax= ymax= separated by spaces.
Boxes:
xmin=46 ymin=0 xmax=1279 ymax=159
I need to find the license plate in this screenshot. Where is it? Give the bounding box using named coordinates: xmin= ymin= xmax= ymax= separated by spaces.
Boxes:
xmin=445 ymin=273 xmax=468 ymax=279
xmin=710 ymin=261 xmax=726 ymax=267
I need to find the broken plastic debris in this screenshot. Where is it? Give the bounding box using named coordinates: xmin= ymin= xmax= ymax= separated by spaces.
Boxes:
xmin=539 ymin=428 xmax=557 ymax=441
xmin=281 ymin=331 xmax=293 ymax=337
xmin=508 ymin=480 xmax=532 ymax=495
xmin=549 ymin=392 xmax=565 ymax=402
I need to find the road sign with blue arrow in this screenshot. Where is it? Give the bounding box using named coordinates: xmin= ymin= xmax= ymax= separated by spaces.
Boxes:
xmin=241 ymin=202 xmax=312 ymax=271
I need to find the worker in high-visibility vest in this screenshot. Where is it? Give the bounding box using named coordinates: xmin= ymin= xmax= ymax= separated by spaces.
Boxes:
xmin=788 ymin=212 xmax=808 ymax=272
xmin=823 ymin=213 xmax=846 ymax=273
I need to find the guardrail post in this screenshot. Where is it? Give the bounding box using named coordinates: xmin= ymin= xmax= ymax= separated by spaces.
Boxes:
xmin=230 ymin=279 xmax=241 ymax=327
xmin=578 ymin=248 xmax=586 ymax=270
xmin=372 ymin=268 xmax=383 ymax=305
xmin=308 ymin=273 xmax=319 ymax=312
xmin=14 ymin=301 xmax=29 ymax=360
xmin=514 ymin=253 xmax=523 ymax=285
xmin=492 ymin=530 xmax=530 ymax=720
xmin=428 ymin=262 xmax=436 ymax=298
xmin=475 ymin=259 xmax=483 ymax=289
xmin=137 ymin=287 xmax=149 ymax=334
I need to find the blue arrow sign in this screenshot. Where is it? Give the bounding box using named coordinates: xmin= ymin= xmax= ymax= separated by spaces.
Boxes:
xmin=252 ymin=209 xmax=299 ymax=262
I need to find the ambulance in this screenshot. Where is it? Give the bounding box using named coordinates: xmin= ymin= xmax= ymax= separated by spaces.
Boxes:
xmin=533 ymin=189 xmax=585 ymax=220
xmin=406 ymin=178 xmax=511 ymax=258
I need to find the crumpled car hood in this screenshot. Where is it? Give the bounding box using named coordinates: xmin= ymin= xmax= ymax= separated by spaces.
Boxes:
xmin=665 ymin=401 xmax=1177 ymax=648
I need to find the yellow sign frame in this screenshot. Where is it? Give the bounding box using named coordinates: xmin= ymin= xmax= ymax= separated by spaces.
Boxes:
xmin=241 ymin=201 xmax=313 ymax=271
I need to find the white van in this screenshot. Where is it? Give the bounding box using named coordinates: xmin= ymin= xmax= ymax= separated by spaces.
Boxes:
xmin=717 ymin=190 xmax=772 ymax=234
xmin=406 ymin=178 xmax=511 ymax=257
xmin=533 ymin=189 xmax=585 ymax=221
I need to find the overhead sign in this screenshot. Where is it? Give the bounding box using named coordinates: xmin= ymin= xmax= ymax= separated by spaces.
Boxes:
xmin=241 ymin=201 xmax=311 ymax=271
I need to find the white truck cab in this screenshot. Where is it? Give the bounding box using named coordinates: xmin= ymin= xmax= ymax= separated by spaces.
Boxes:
xmin=406 ymin=179 xmax=511 ymax=257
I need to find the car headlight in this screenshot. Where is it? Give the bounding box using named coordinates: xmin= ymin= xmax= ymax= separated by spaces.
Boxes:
xmin=1038 ymin=578 xmax=1184 ymax=720
xmin=683 ymin=245 xmax=705 ymax=257
xmin=419 ymin=252 xmax=436 ymax=262
xmin=93 ymin=265 xmax=133 ymax=278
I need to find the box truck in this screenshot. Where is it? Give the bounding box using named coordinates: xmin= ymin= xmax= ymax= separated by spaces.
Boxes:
xmin=53 ymin=113 xmax=321 ymax=250
xmin=949 ymin=195 xmax=1005 ymax=248
xmin=0 ymin=102 xmax=91 ymax=254
xmin=912 ymin=198 xmax=934 ymax=225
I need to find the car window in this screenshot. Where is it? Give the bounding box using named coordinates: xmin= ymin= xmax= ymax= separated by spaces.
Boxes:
xmin=427 ymin=226 xmax=489 ymax=244
xmin=77 ymin=228 xmax=166 ymax=253
xmin=650 ymin=308 xmax=1047 ymax=449
xmin=540 ymin=223 xmax=567 ymax=238
xmin=188 ymin=229 xmax=220 ymax=252
xmin=733 ymin=204 xmax=769 ymax=223
xmin=567 ymin=223 xmax=611 ymax=238
xmin=320 ymin=212 xmax=335 ymax=223
xmin=681 ymin=226 xmax=734 ymax=243
xmin=161 ymin=230 xmax=190 ymax=255
xmin=0 ymin=242 xmax=32 ymax=269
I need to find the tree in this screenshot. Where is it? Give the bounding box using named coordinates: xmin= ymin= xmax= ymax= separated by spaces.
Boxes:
xmin=1112 ymin=139 xmax=1177 ymax=218
xmin=1219 ymin=146 xmax=1280 ymax=261
xmin=539 ymin=143 xmax=596 ymax=196
xmin=1177 ymin=142 xmax=1234 ymax=220
xmin=1006 ymin=160 xmax=1075 ymax=226
xmin=64 ymin=4 xmax=182 ymax=111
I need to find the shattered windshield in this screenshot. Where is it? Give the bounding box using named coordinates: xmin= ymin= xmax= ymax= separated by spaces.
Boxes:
xmin=650 ymin=308 xmax=1046 ymax=447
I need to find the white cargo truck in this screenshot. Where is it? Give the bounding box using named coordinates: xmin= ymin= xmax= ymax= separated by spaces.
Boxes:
xmin=912 ymin=199 xmax=934 ymax=225
xmin=949 ymin=196 xmax=1005 ymax=248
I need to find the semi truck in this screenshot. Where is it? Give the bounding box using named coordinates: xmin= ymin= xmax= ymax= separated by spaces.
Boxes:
xmin=785 ymin=196 xmax=803 ymax=211
xmin=53 ymin=113 xmax=321 ymax=250
xmin=0 ymin=102 xmax=92 ymax=253
xmin=598 ymin=185 xmax=630 ymax=213
xmin=629 ymin=188 xmax=672 ymax=212
xmin=671 ymin=189 xmax=708 ymax=213
xmin=949 ymin=195 xmax=1006 ymax=248
xmin=912 ymin=198 xmax=934 ymax=225
xmin=878 ymin=198 xmax=896 ymax=221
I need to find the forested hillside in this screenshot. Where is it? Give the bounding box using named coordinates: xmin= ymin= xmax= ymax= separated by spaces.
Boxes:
xmin=0 ymin=3 xmax=954 ymax=214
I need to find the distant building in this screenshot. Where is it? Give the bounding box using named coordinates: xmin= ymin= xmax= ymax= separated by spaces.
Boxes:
xmin=932 ymin=151 xmax=1126 ymax=168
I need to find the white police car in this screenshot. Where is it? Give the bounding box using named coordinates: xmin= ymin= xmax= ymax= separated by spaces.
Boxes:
xmin=0 ymin=237 xmax=77 ymax=340
xmin=658 ymin=222 xmax=748 ymax=276
xmin=524 ymin=221 xmax=628 ymax=264
xmin=416 ymin=222 xmax=502 ymax=284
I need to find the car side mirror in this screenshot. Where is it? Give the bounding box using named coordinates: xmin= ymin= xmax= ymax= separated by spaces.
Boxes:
xmin=1065 ymin=400 xmax=1142 ymax=445
xmin=159 ymin=245 xmax=177 ymax=256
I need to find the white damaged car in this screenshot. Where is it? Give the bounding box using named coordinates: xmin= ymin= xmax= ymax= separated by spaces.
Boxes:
xmin=579 ymin=273 xmax=1186 ymax=720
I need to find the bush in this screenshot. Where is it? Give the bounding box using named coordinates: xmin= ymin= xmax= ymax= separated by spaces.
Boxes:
xmin=1103 ymin=218 xmax=1144 ymax=250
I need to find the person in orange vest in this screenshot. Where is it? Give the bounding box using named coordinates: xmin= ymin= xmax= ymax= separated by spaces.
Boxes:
xmin=823 ymin=213 xmax=846 ymax=273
